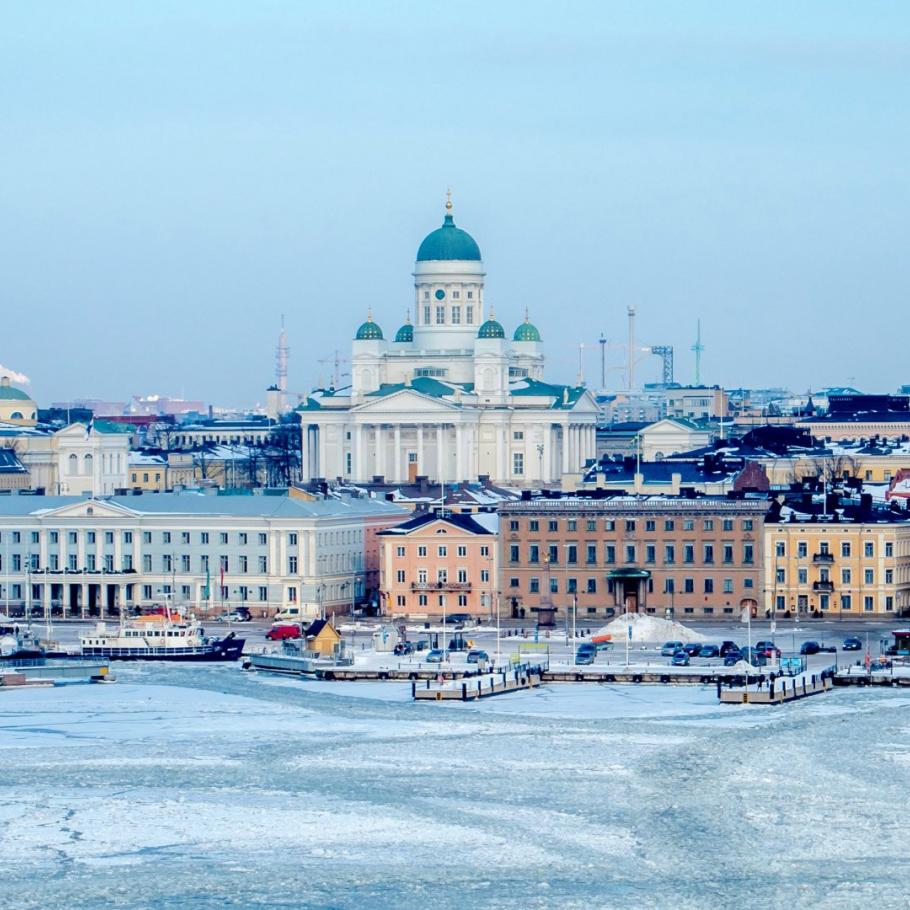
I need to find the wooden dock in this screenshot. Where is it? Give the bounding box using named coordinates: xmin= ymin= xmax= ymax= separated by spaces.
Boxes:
xmin=413 ymin=665 xmax=543 ymax=701
xmin=719 ymin=671 xmax=833 ymax=705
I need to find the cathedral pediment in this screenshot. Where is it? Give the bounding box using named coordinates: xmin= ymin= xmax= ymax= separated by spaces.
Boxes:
xmin=351 ymin=388 xmax=462 ymax=414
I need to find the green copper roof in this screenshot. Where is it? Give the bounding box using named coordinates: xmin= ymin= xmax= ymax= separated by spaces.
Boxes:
xmin=513 ymin=320 xmax=541 ymax=342
xmin=416 ymin=214 xmax=481 ymax=262
xmin=394 ymin=321 xmax=414 ymax=343
xmin=0 ymin=382 xmax=32 ymax=401
xmin=477 ymin=318 xmax=505 ymax=339
xmin=355 ymin=317 xmax=383 ymax=340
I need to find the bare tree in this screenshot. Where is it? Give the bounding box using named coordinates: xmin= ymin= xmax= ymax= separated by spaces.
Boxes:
xmin=807 ymin=453 xmax=860 ymax=486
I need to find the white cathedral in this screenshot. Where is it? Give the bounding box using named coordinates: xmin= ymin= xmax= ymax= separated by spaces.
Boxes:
xmin=298 ymin=199 xmax=598 ymax=487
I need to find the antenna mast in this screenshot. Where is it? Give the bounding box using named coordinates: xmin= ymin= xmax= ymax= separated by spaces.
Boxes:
xmin=691 ymin=319 xmax=705 ymax=385
xmin=276 ymin=315 xmax=289 ymax=410
xmin=626 ymin=306 xmax=636 ymax=391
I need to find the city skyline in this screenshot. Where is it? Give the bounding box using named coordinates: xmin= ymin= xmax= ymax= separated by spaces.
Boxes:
xmin=3 ymin=2 xmax=908 ymax=404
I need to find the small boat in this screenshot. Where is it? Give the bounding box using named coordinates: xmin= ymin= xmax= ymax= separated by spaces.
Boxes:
xmin=80 ymin=613 xmax=245 ymax=662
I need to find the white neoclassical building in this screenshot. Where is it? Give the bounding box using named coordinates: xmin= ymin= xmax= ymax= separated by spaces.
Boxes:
xmin=298 ymin=200 xmax=598 ymax=487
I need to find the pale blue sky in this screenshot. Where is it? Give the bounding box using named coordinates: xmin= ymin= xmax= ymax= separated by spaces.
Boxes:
xmin=2 ymin=1 xmax=908 ymax=406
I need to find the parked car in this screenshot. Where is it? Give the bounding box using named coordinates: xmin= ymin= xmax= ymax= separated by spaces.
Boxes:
xmin=671 ymin=650 xmax=690 ymax=667
xmin=414 ymin=639 xmax=429 ymax=652
xmin=661 ymin=640 xmax=684 ymax=656
xmin=755 ymin=640 xmax=781 ymax=658
xmin=265 ymin=623 xmax=302 ymax=641
xmin=698 ymin=644 xmax=720 ymax=659
xmin=799 ymin=640 xmax=822 ymax=655
xmin=843 ymin=637 xmax=863 ymax=651
xmin=723 ymin=649 xmax=743 ymax=666
xmin=393 ymin=641 xmax=414 ymax=656
xmin=227 ymin=608 xmax=252 ymax=623
xmin=682 ymin=643 xmax=702 ymax=657
xmin=575 ymin=642 xmax=597 ymax=665
xmin=446 ymin=613 xmax=473 ymax=625
xmin=719 ymin=641 xmax=740 ymax=656
xmin=425 ymin=648 xmax=445 ymax=663
xmin=740 ymin=647 xmax=768 ymax=667
xmin=466 ymin=649 xmax=489 ymax=664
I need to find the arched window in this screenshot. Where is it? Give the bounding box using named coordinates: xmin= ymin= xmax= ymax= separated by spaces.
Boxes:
xmin=10 ymin=411 xmax=23 ymax=420
xmin=68 ymin=453 xmax=78 ymax=474
xmin=83 ymin=453 xmax=93 ymax=475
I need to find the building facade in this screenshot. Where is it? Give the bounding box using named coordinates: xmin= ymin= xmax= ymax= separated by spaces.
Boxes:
xmin=498 ymin=496 xmax=768 ymax=621
xmin=764 ymin=515 xmax=910 ymax=617
xmin=378 ymin=511 xmax=497 ymax=620
xmin=0 ymin=493 xmax=403 ymax=619
xmin=296 ymin=199 xmax=598 ymax=487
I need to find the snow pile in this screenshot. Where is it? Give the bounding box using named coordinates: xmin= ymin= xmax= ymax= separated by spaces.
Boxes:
xmin=594 ymin=612 xmax=706 ymax=644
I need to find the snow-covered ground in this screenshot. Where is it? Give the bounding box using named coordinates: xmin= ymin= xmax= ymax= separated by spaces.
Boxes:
xmin=2 ymin=664 xmax=910 ymax=909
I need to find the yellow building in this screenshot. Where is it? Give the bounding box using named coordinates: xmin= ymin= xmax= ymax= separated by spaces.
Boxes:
xmin=128 ymin=453 xmax=168 ymax=491
xmin=755 ymin=449 xmax=910 ymax=487
xmin=764 ymin=518 xmax=910 ymax=618
xmin=0 ymin=376 xmax=38 ymax=427
xmin=304 ymin=619 xmax=342 ymax=657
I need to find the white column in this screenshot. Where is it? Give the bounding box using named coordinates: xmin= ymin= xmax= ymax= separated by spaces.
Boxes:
xmin=455 ymin=425 xmax=463 ymax=482
xmin=376 ymin=425 xmax=384 ymax=480
xmin=498 ymin=428 xmax=507 ymax=481
xmin=417 ymin=425 xmax=424 ymax=475
xmin=317 ymin=426 xmax=327 ymax=479
xmin=436 ymin=425 xmax=444 ymax=482
xmin=353 ymin=424 xmax=363 ymax=479
xmin=543 ymin=426 xmax=552 ymax=482
xmin=394 ymin=426 xmax=402 ymax=482
xmin=561 ymin=425 xmax=569 ymax=475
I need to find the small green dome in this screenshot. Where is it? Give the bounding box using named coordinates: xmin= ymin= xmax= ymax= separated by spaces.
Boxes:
xmin=477 ymin=318 xmax=505 ymax=339
xmin=0 ymin=377 xmax=32 ymax=401
xmin=355 ymin=315 xmax=383 ymax=341
xmin=513 ymin=320 xmax=541 ymax=342
xmin=417 ymin=213 xmax=481 ymax=262
xmin=394 ymin=320 xmax=413 ymax=343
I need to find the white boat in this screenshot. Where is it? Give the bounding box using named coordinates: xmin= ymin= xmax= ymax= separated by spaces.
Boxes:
xmin=80 ymin=613 xmax=245 ymax=662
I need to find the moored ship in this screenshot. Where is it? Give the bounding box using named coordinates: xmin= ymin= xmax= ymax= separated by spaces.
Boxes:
xmin=80 ymin=613 xmax=245 ymax=662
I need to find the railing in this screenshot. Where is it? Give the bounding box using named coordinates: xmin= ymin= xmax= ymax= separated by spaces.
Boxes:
xmin=813 ymin=553 xmax=835 ymax=564
xmin=500 ymin=499 xmax=768 ymax=514
xmin=813 ymin=581 xmax=834 ymax=592
xmin=409 ymin=582 xmax=472 ymax=592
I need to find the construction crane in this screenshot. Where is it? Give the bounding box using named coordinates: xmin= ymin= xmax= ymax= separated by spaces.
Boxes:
xmin=316 ymin=350 xmax=350 ymax=389
xmin=650 ymin=346 xmax=674 ymax=385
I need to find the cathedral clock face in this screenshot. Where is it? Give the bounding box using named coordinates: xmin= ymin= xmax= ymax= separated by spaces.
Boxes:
xmin=435 ymin=289 xmax=445 ymax=300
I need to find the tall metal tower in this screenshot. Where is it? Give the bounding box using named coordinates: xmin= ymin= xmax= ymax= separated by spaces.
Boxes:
xmin=626 ymin=305 xmax=636 ymax=391
xmin=276 ymin=315 xmax=289 ymax=409
xmin=650 ymin=346 xmax=674 ymax=384
xmin=691 ymin=319 xmax=705 ymax=385
xmin=599 ymin=332 xmax=606 ymax=391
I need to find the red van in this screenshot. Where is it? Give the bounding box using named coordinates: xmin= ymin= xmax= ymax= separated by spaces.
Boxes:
xmin=265 ymin=623 xmax=302 ymax=641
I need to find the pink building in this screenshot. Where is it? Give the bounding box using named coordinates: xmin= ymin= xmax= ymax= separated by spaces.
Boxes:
xmin=379 ymin=511 xmax=499 ymax=619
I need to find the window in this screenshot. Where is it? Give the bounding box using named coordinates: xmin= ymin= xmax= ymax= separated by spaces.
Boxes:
xmin=684 ymin=545 xmax=694 ymax=564
xmin=288 ymin=586 xmax=297 ymax=603
xmin=142 ymin=554 xmax=152 ymax=572
xmin=841 ymin=542 xmax=851 ymax=557
xmin=704 ymin=578 xmax=714 ymax=594
xmin=683 ymin=520 xmax=694 ymax=531
xmin=567 ymin=520 xmax=576 ymax=531
xmin=605 ymin=519 xmax=615 ymax=531
xmin=396 ymin=546 xmax=406 ymax=557
xmin=625 ymin=520 xmax=636 ymax=532
xmin=436 ymin=305 xmax=445 ymax=324
xmin=566 ymin=545 xmax=577 ymax=564
xmin=723 ymin=519 xmax=734 ymax=532
xmin=220 ymin=532 xmax=229 ymax=545
xmin=288 ymin=556 xmax=297 ymax=573
xmin=548 ymin=545 xmax=559 ymax=564
xmin=201 ymin=532 xmax=209 ymax=544
xmin=886 ymin=542 xmax=894 ymax=557
xmin=529 ymin=520 xmax=539 ymax=532
xmin=529 ymin=544 xmax=539 ymax=564
xmin=625 ymin=545 xmax=636 ymax=563
xmin=220 ymin=555 xmax=229 ymax=572
xmin=162 ymin=532 xmax=171 ymax=544
xmin=886 ymin=569 xmax=894 ymax=584
xmin=703 ymin=545 xmax=714 ymax=564
xmin=509 ymin=520 xmax=519 ymax=531
xmin=258 ymin=556 xmax=268 ymax=573
xmin=664 ymin=520 xmax=674 ymax=532
xmin=548 ymin=520 xmax=558 ymax=532
xmin=864 ymin=542 xmax=874 ymax=558
xmin=744 ymin=578 xmax=753 ymax=589
xmin=50 ymin=531 xmax=59 ymax=543
xmin=743 ymin=519 xmax=753 ymax=531
xmin=586 ymin=578 xmax=597 ymax=593
xmin=842 ymin=594 xmax=852 ymax=610
xmin=466 ymin=305 xmax=474 ymax=323
xmin=289 ymin=533 xmax=298 ymax=546
xmin=451 ymin=305 xmax=461 ymax=324
xmin=703 ymin=520 xmax=714 ymax=531
xmin=142 ymin=532 xmax=151 ymax=544
xmin=513 ymin=431 xmax=524 ymax=440
xmin=684 ymin=578 xmax=694 ymax=594
xmin=181 ymin=554 xmax=191 ymax=572
xmin=776 ymin=568 xmax=786 ymax=584
xmin=437 ymin=545 xmax=447 ymax=557
xmin=775 ymin=541 xmax=785 ymax=557
xmin=864 ymin=569 xmax=874 ymax=584
xmin=549 ymin=578 xmax=558 ymax=594
xmin=512 ymin=453 xmax=524 ymax=476
xmin=864 ymin=595 xmax=874 ymax=612
xmin=776 ymin=595 xmax=786 ymax=611
xmin=604 ymin=544 xmax=615 ymax=564
xmin=417 ymin=546 xmax=427 ymax=557
xmin=423 ymin=305 xmax=431 ymax=324
xmin=723 ymin=545 xmax=734 ymax=564
xmin=457 ymin=545 xmax=467 ymax=557
xmin=457 ymin=594 xmax=468 ymax=607
xmin=567 ymin=578 xmax=577 ymax=594
xmin=529 ymin=577 xmax=540 ymax=593
xmin=645 ymin=520 xmax=656 ymax=532
xmin=587 ymin=520 xmax=597 ymax=532
xmin=798 ymin=568 xmax=808 ymax=584
xmin=664 ymin=545 xmax=675 ymax=564
xmin=797 ymin=541 xmax=807 ymax=558
xmin=886 ymin=596 xmax=894 ymax=611
xmin=586 ymin=544 xmax=597 ymax=565
xmin=842 ymin=568 xmax=852 ymax=584
xmin=480 ymin=546 xmax=489 ymax=557
xmin=664 ymin=578 xmax=674 ymax=594
xmin=396 ymin=570 xmax=406 ymax=583
xmin=510 ymin=544 xmax=520 ymax=563
xmin=239 ymin=556 xmax=248 ymax=574
xmin=418 ymin=594 xmax=428 ymax=606
xmin=239 ymin=533 xmax=248 ymax=545
xmin=743 ymin=544 xmax=754 ymax=564
xmin=645 ymin=545 xmax=656 ymax=564
xmin=259 ymin=586 xmax=268 ymax=602
xmin=480 ymin=569 xmax=489 ymax=583
xmin=510 ymin=577 xmax=519 ymax=588
xmin=258 ymin=533 xmax=267 ymax=546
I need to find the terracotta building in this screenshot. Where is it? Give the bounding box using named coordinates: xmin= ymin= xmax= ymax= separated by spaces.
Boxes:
xmin=498 ymin=495 xmax=768 ymax=622
xmin=378 ymin=511 xmax=497 ymax=619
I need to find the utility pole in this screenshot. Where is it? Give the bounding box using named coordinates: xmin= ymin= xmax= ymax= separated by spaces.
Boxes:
xmin=692 ymin=319 xmax=705 ymax=386
xmin=599 ymin=333 xmax=606 ymax=391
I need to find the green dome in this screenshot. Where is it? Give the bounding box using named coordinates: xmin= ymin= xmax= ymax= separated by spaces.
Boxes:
xmin=0 ymin=378 xmax=31 ymax=401
xmin=477 ymin=318 xmax=505 ymax=339
xmin=355 ymin=317 xmax=383 ymax=341
xmin=513 ymin=320 xmax=541 ymax=342
xmin=394 ymin=321 xmax=414 ymax=343
xmin=417 ymin=213 xmax=481 ymax=262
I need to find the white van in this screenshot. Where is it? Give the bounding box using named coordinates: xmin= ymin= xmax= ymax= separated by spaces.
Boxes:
xmin=274 ymin=604 xmax=310 ymax=623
